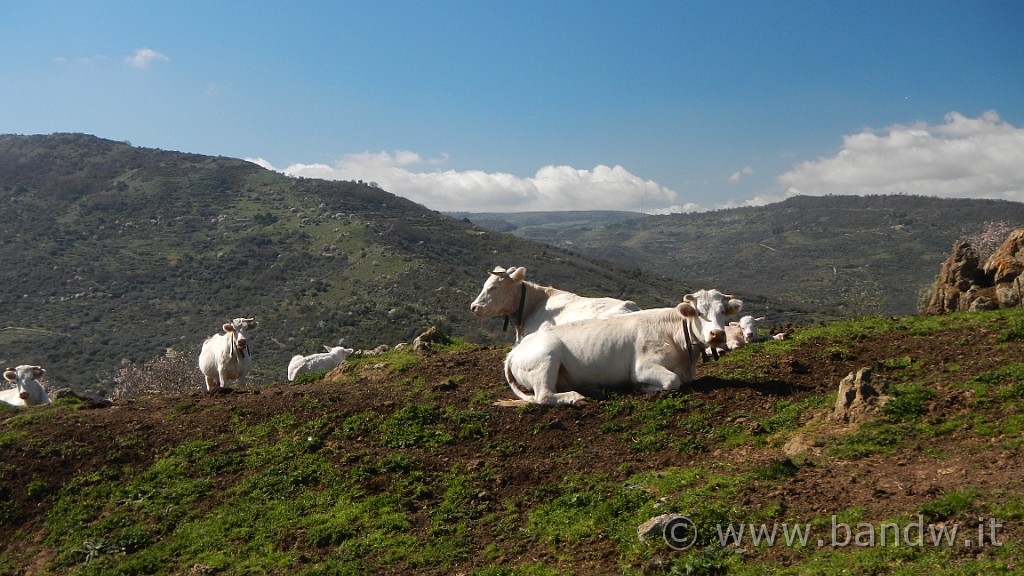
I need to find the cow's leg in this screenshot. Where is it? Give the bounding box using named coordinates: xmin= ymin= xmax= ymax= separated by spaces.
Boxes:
xmin=204 ymin=375 xmax=219 ymax=392
xmin=547 ymin=391 xmax=587 ymax=405
xmin=508 ymin=349 xmax=584 ymax=406
xmin=633 ymin=365 xmax=683 ymax=394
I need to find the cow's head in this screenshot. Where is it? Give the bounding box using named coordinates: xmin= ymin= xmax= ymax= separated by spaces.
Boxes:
xmin=730 ymin=315 xmax=765 ymax=341
xmin=324 ymin=345 xmax=355 ymax=360
xmin=678 ymin=289 xmax=743 ymax=347
xmin=4 ymin=365 xmax=45 ymax=401
xmin=223 ymin=318 xmax=259 ymax=355
xmin=469 ymin=266 xmax=527 ymax=317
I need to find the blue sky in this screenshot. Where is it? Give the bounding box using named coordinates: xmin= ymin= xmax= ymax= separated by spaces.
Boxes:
xmin=3 ymin=1 xmax=1023 ymax=212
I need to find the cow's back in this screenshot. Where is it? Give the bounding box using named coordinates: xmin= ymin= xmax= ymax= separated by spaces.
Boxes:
xmin=0 ymin=388 xmax=25 ymax=406
xmin=528 ymin=293 xmax=640 ymax=334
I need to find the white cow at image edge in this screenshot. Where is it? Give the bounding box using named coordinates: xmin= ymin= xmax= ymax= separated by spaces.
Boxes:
xmin=502 ymin=289 xmax=742 ymax=406
xmin=287 ymin=345 xmax=355 ymax=381
xmin=198 ymin=318 xmax=259 ymax=392
xmin=469 ymin=265 xmax=640 ymax=343
xmin=0 ymin=365 xmax=50 ymax=406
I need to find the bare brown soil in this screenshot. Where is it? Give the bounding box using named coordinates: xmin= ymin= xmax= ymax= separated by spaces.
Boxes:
xmin=3 ymin=316 xmax=1024 ymax=574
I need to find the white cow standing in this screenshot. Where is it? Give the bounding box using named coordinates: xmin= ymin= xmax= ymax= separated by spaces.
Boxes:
xmin=0 ymin=365 xmax=50 ymax=406
xmin=470 ymin=266 xmax=640 ymax=343
xmin=198 ymin=318 xmax=259 ymax=392
xmin=287 ymin=345 xmax=355 ymax=382
xmin=502 ymin=289 xmax=742 ymax=406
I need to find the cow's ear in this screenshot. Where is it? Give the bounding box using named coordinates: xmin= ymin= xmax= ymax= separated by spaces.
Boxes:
xmin=509 ymin=267 xmax=526 ymax=282
xmin=32 ymin=366 xmax=45 ymax=378
xmin=729 ymin=321 xmax=740 ymax=327
xmin=222 ymin=323 xmax=235 ymax=333
xmin=725 ymin=298 xmax=743 ymax=315
xmin=3 ymin=369 xmax=14 ymax=383
xmin=248 ymin=321 xmax=259 ymax=330
xmin=676 ymin=302 xmax=696 ymax=317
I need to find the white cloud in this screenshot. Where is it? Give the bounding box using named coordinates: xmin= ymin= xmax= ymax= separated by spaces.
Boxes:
xmin=124 ymin=48 xmax=169 ymax=69
xmin=250 ymin=151 xmax=680 ymax=213
xmin=728 ymin=166 xmax=754 ymax=183
xmin=777 ymin=111 xmax=1024 ymax=202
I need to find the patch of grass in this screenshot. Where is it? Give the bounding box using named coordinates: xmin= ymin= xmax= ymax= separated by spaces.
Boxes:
xmin=827 ymin=421 xmax=906 ymax=459
xmin=443 ymin=405 xmax=490 ymax=440
xmin=824 ymin=345 xmax=855 ymax=361
xmin=378 ymin=403 xmax=453 ymax=449
xmin=2 ymin=410 xmax=55 ymax=427
xmin=760 ymin=396 xmax=828 ymax=436
xmin=998 ymin=311 xmax=1024 ymax=342
xmin=883 ymin=383 xmax=938 ymax=422
xmin=0 ymin=430 xmax=26 ymax=447
xmin=526 ymin=474 xmax=654 ymax=550
xmin=916 ymin=488 xmax=980 ymax=522
xmin=292 ymin=370 xmax=331 ymax=385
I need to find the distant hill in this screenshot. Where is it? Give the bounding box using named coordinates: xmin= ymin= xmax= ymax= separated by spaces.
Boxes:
xmin=464 ymin=195 xmax=1024 ymax=318
xmin=0 ymin=134 xmax=683 ymax=395
xmin=445 ymin=210 xmax=646 ymax=240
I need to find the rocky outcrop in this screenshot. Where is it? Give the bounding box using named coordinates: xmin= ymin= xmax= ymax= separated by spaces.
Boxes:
xmin=925 ymin=228 xmax=1024 ymax=314
xmin=829 ymin=368 xmax=888 ymax=424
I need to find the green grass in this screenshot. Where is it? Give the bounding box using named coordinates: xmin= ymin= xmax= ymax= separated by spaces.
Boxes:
xmin=7 ymin=309 xmax=1024 ymax=574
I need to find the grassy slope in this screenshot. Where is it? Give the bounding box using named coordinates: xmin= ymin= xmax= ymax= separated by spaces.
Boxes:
xmin=0 ymin=134 xmax=681 ymax=396
xmin=2 ymin=309 xmax=1024 ymax=575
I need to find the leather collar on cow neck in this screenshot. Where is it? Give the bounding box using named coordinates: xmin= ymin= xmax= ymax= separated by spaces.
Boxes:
xmin=502 ymin=283 xmax=528 ymax=337
xmin=682 ymin=318 xmax=718 ymax=363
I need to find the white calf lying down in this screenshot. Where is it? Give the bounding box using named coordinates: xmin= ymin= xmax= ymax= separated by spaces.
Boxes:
xmin=1 ymin=365 xmax=50 ymax=406
xmin=502 ymin=289 xmax=742 ymax=406
xmin=198 ymin=317 xmax=259 ymax=392
xmin=470 ymin=266 xmax=640 ymax=343
xmin=711 ymin=315 xmax=787 ymax=356
xmin=287 ymin=345 xmax=355 ymax=381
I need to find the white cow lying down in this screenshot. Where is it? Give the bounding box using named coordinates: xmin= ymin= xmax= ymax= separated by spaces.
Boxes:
xmin=198 ymin=317 xmax=259 ymax=392
xmin=502 ymin=289 xmax=742 ymax=406
xmin=287 ymin=345 xmax=355 ymax=381
xmin=710 ymin=315 xmax=786 ymax=356
xmin=470 ymin=266 xmax=640 ymax=343
xmin=1 ymin=365 xmax=50 ymax=406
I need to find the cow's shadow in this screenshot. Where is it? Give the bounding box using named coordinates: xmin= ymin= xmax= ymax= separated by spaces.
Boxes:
xmin=687 ymin=376 xmax=806 ymax=399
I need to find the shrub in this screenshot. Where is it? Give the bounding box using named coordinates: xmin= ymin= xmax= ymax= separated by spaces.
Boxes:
xmin=110 ymin=347 xmax=205 ymax=399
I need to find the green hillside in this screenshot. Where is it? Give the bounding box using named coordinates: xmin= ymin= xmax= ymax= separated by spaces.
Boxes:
xmin=0 ymin=134 xmax=680 ymax=396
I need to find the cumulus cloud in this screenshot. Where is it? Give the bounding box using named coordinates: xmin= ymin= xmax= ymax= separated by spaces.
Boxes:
xmin=728 ymin=166 xmax=754 ymax=183
xmin=251 ymin=151 xmax=679 ymax=213
xmin=124 ymin=48 xmax=169 ymax=69
xmin=778 ymin=111 xmax=1024 ymax=202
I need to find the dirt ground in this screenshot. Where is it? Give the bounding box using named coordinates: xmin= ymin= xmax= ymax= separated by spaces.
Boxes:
xmin=3 ymin=317 xmax=1024 ymax=574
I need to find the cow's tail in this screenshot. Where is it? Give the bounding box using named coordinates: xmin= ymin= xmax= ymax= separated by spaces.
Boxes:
xmin=503 ymin=352 xmax=536 ymax=403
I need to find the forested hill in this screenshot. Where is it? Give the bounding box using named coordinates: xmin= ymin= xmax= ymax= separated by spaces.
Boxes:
xmin=0 ymin=134 xmax=681 ymax=395
xmin=465 ymin=195 xmax=1024 ymax=317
